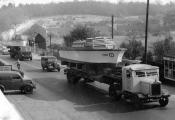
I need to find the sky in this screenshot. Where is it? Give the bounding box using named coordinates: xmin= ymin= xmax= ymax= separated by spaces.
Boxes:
xmin=0 ymin=0 xmax=175 ymax=7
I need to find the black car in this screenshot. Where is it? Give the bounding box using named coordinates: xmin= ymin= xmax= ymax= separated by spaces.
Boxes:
xmin=0 ymin=71 xmax=36 ymax=94
xmin=41 ymin=56 xmax=60 ymax=72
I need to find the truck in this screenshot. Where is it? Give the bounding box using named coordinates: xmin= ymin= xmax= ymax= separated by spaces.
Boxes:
xmin=59 ymin=37 xmax=170 ymax=107
xmin=62 ymin=61 xmax=170 ymax=107
xmin=8 ymin=46 xmax=32 ymax=61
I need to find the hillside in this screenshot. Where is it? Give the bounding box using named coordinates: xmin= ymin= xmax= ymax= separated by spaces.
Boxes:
xmin=0 ymin=1 xmax=172 ymax=34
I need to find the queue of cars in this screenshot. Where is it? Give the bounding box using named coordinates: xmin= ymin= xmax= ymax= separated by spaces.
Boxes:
xmin=0 ymin=55 xmax=61 ymax=94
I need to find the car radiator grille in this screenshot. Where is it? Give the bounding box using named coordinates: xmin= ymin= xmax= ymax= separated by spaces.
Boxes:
xmin=151 ymin=83 xmax=161 ymax=95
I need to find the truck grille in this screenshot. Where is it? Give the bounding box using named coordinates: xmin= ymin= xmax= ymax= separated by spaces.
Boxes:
xmin=151 ymin=83 xmax=161 ymax=95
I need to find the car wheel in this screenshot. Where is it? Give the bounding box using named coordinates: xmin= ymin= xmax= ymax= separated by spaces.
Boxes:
xmin=0 ymin=86 xmax=5 ymax=93
xmin=23 ymin=85 xmax=33 ymax=94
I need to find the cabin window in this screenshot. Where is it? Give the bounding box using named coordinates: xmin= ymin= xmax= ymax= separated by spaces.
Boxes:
xmin=126 ymin=70 xmax=132 ymax=78
xmin=146 ymin=71 xmax=158 ymax=76
xmin=135 ymin=71 xmax=145 ymax=77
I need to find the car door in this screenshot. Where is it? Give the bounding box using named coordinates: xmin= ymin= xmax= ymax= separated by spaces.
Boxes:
xmin=0 ymin=75 xmax=12 ymax=90
xmin=11 ymin=74 xmax=23 ymax=90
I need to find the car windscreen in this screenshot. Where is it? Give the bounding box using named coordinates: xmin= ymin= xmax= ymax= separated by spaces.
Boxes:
xmin=48 ymin=58 xmax=57 ymax=62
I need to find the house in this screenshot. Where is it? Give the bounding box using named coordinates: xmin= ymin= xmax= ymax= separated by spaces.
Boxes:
xmin=23 ymin=24 xmax=47 ymax=49
xmin=163 ymin=49 xmax=175 ymax=81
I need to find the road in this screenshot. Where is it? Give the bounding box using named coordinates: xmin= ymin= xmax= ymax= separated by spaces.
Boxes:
xmin=1 ymin=55 xmax=175 ymax=120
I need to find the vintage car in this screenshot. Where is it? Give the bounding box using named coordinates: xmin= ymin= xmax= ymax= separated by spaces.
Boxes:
xmin=0 ymin=71 xmax=36 ymax=94
xmin=41 ymin=56 xmax=60 ymax=72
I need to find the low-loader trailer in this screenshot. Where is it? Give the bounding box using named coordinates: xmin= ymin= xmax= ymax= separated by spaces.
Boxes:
xmin=62 ymin=61 xmax=170 ymax=107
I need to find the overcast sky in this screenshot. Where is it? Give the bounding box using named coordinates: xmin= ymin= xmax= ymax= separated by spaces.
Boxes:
xmin=0 ymin=0 xmax=175 ymax=7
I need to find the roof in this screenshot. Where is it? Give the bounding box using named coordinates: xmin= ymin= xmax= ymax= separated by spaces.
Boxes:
xmin=0 ymin=71 xmax=20 ymax=75
xmin=125 ymin=64 xmax=159 ymax=71
xmin=0 ymin=59 xmax=10 ymax=65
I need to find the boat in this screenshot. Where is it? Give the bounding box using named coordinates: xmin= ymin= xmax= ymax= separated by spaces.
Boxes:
xmin=59 ymin=37 xmax=126 ymax=64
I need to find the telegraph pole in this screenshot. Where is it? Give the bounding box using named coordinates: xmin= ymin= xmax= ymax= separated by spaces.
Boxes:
xmin=111 ymin=15 xmax=114 ymax=39
xmin=144 ymin=0 xmax=150 ymax=64
xmin=49 ymin=34 xmax=52 ymax=54
xmin=49 ymin=34 xmax=51 ymax=49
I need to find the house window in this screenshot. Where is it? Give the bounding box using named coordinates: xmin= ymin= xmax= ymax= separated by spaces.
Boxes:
xmin=173 ymin=62 xmax=175 ymax=70
xmin=164 ymin=60 xmax=168 ymax=68
xmin=169 ymin=61 xmax=173 ymax=69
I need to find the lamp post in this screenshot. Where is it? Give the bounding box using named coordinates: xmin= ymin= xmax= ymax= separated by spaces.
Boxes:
xmin=144 ymin=0 xmax=150 ymax=64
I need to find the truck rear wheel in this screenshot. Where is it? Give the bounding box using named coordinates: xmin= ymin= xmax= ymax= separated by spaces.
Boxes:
xmin=67 ymin=73 xmax=74 ymax=84
xmin=109 ymin=84 xmax=121 ymax=100
xmin=67 ymin=73 xmax=80 ymax=84
xmin=159 ymin=97 xmax=169 ymax=107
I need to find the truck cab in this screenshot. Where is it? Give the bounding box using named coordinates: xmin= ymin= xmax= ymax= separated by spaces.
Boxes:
xmin=122 ymin=64 xmax=160 ymax=94
xmin=120 ymin=64 xmax=169 ymax=107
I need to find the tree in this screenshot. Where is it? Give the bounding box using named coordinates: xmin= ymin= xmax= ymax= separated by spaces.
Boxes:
xmin=120 ymin=38 xmax=144 ymax=60
xmin=153 ymin=36 xmax=174 ymax=62
xmin=63 ymin=25 xmax=100 ymax=47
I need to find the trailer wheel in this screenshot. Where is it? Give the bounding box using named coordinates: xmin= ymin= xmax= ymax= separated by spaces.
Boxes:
xmin=67 ymin=73 xmax=74 ymax=84
xmin=109 ymin=84 xmax=121 ymax=100
xmin=159 ymin=97 xmax=169 ymax=107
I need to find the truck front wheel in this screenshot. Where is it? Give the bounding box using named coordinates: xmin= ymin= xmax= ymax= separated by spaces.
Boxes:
xmin=131 ymin=94 xmax=142 ymax=108
xmin=159 ymin=97 xmax=169 ymax=107
xmin=109 ymin=84 xmax=121 ymax=100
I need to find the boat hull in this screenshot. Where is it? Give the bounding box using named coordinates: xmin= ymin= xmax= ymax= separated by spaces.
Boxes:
xmin=59 ymin=49 xmax=126 ymax=63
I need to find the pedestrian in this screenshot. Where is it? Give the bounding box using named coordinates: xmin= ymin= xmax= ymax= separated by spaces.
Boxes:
xmin=15 ymin=59 xmax=21 ymax=70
